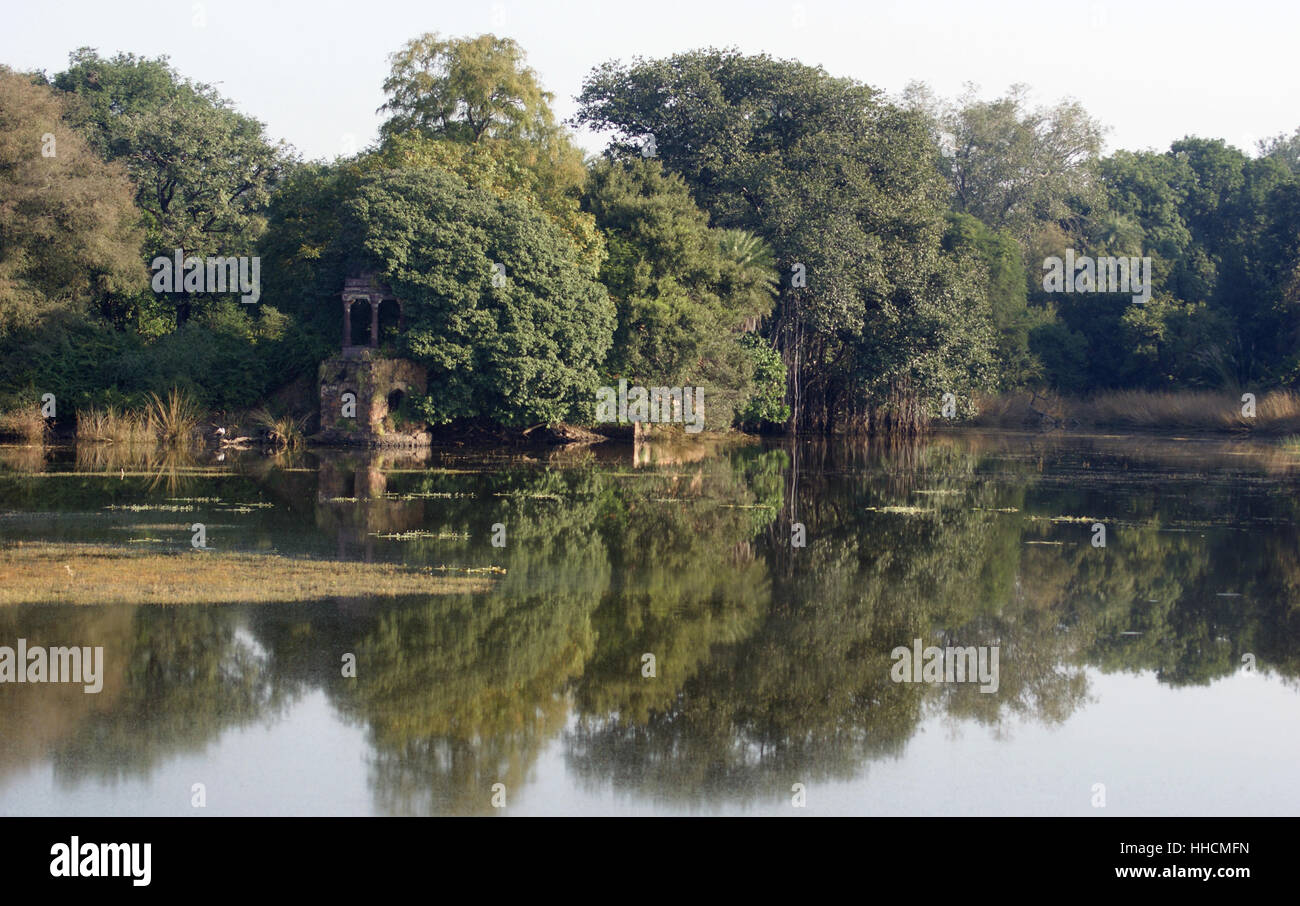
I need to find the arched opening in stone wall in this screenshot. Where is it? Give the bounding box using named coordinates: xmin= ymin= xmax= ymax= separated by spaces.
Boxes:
xmin=386 ymin=388 xmax=406 ymax=423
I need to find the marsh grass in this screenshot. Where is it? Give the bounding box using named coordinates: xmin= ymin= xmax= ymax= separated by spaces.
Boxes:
xmin=77 ymin=407 xmax=154 ymax=444
xmin=78 ymin=387 xmax=204 ymax=447
xmin=0 ymin=408 xmax=49 ymax=444
xmin=147 ymin=388 xmax=203 ymax=445
xmin=971 ymin=389 xmax=1300 ymax=433
xmin=249 ymin=407 xmax=309 ymax=449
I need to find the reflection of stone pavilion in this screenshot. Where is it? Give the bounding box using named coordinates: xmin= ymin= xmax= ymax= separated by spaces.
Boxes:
xmin=315 ymin=274 xmax=431 ymax=447
xmin=315 ymin=449 xmax=430 ymax=562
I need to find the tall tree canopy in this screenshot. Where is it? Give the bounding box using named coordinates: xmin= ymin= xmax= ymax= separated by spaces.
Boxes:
xmin=581 ymin=157 xmax=781 ymax=427
xmin=380 ymin=33 xmax=554 ymax=144
xmin=343 ymin=167 xmax=615 ymax=427
xmin=904 ymin=82 xmax=1107 ymax=245
xmin=578 ymin=49 xmax=998 ymax=431
xmin=53 ymin=48 xmax=291 ymax=326
xmin=0 ymin=67 xmax=145 ymax=338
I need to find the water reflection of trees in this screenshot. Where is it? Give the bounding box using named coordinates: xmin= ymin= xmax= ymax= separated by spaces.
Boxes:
xmin=276 ymin=450 xmax=785 ymax=814
xmin=2 ymin=436 xmax=1299 ymax=811
xmin=564 ymin=438 xmax=1300 ymax=804
xmin=0 ymin=605 xmax=283 ymax=785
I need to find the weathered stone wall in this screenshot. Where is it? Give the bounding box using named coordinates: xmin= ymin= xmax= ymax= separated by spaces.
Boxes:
xmin=316 ymin=350 xmax=431 ymax=446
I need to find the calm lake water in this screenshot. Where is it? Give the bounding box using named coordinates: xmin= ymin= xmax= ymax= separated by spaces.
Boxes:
xmin=1 ymin=431 xmax=1298 ymax=816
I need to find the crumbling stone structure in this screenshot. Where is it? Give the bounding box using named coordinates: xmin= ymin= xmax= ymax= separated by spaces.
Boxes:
xmin=315 ymin=275 xmax=430 ymax=447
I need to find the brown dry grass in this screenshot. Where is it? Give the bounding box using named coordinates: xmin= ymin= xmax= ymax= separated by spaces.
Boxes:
xmin=0 ymin=408 xmax=48 ymax=444
xmin=77 ymin=388 xmax=204 ymax=446
xmin=0 ymin=543 xmax=497 ymax=605
xmin=77 ymin=407 xmax=154 ymax=444
xmin=970 ymin=389 xmax=1300 ymax=433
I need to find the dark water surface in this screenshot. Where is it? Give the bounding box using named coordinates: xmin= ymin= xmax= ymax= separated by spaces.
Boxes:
xmin=1 ymin=431 xmax=1297 ymax=816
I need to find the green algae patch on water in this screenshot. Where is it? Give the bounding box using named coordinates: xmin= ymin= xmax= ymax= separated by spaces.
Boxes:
xmin=0 ymin=542 xmax=496 ymax=605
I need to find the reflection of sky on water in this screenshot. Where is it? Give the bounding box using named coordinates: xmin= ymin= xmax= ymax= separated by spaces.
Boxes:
xmin=4 ymin=670 xmax=1295 ymax=816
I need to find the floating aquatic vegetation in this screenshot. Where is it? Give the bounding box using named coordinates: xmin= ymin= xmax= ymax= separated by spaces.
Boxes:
xmin=368 ymin=530 xmax=470 ymax=541
xmin=110 ymin=523 xmax=240 ymax=531
xmin=0 ymin=542 xmax=496 ymax=605
xmin=425 ymin=564 xmax=508 ymax=575
xmin=104 ymin=503 xmax=197 ymax=512
xmin=383 ymin=491 xmax=476 ymax=500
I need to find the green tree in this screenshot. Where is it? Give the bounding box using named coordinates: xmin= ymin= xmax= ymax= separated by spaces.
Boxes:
xmin=578 ymin=50 xmax=998 ymax=432
xmin=53 ymin=49 xmax=292 ymax=326
xmin=378 ymin=33 xmax=586 ymax=219
xmin=1259 ymin=128 xmax=1300 ymax=176
xmin=909 ymin=82 xmax=1106 ymax=245
xmin=1073 ymin=140 xmax=1300 ymax=391
xmin=944 ymin=212 xmax=1043 ymax=388
xmin=581 ymin=157 xmax=778 ymax=427
xmin=0 ymin=67 xmax=145 ymax=337
xmin=735 ymin=333 xmax=790 ymax=428
xmin=380 ymin=33 xmax=554 ymax=144
xmin=345 ymin=167 xmax=615 ymax=426
xmin=375 ymin=134 xmax=602 ymax=278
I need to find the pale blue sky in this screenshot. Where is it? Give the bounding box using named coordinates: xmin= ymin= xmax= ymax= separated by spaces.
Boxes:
xmin=2 ymin=0 xmax=1292 ymax=162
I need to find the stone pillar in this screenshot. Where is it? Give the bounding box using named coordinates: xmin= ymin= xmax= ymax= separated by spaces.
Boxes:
xmin=342 ymin=298 xmax=353 ymax=347
xmin=369 ymin=297 xmax=380 ymax=348
xmin=397 ymin=300 xmax=406 ymax=334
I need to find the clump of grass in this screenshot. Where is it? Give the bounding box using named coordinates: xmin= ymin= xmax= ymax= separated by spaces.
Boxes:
xmin=249 ymin=408 xmax=309 ymax=449
xmin=146 ymin=388 xmax=203 ymax=445
xmin=0 ymin=408 xmax=48 ymax=444
xmin=1077 ymin=389 xmax=1300 ymax=431
xmin=1255 ymin=390 xmax=1300 ymax=432
xmin=77 ymin=407 xmax=154 ymax=444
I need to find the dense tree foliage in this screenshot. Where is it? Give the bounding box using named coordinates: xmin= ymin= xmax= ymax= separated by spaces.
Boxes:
xmin=53 ymin=49 xmax=291 ymax=328
xmin=0 ymin=68 xmax=145 ymax=336
xmin=344 ymin=167 xmax=615 ymax=426
xmin=378 ymin=33 xmax=588 ymax=236
xmin=577 ymin=49 xmax=999 ymax=431
xmin=5 ymin=35 xmax=1300 ymax=430
xmin=581 ymin=158 xmax=780 ymax=427
xmin=905 ymin=82 xmax=1106 ymax=244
